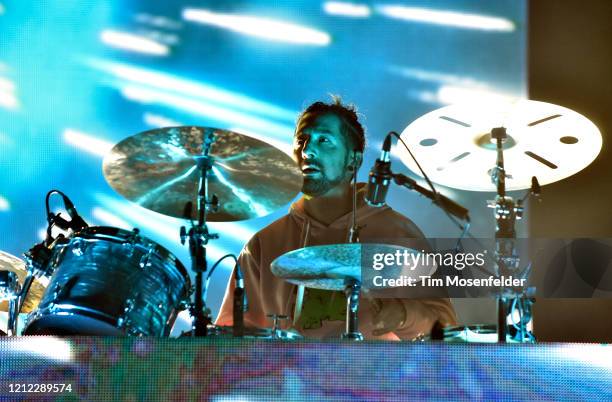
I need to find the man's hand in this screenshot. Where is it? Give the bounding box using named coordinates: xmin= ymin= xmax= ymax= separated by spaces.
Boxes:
xmin=371 ymin=299 xmax=407 ymax=336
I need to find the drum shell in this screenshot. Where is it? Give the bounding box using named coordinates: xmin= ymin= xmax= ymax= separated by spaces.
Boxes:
xmin=24 ymin=227 xmax=190 ymax=336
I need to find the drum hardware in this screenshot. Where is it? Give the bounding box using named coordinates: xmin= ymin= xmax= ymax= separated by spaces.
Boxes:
xmin=139 ymin=246 xmax=157 ymax=269
xmin=266 ymin=314 xmax=291 ymax=339
xmin=204 ymin=325 xmax=303 ymax=340
xmin=1 ymin=270 xmax=18 ymax=335
xmin=8 ymin=190 xmax=85 ymax=335
xmin=177 ymin=128 xmax=222 ymax=337
xmin=341 ymin=279 xmax=363 ymax=341
xmin=343 ymin=160 xmax=363 ymax=340
xmin=395 ymin=100 xmax=603 ymax=343
xmin=488 ymin=127 xmax=539 ymax=343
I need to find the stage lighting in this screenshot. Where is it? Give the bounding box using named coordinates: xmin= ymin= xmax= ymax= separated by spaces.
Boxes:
xmin=183 ymin=8 xmax=331 ymax=46
xmin=377 ymin=5 xmax=515 ymax=32
xmin=100 ymin=29 xmax=169 ymax=56
xmin=63 ymin=129 xmax=114 ymax=157
xmin=323 ymin=2 xmax=371 ymax=18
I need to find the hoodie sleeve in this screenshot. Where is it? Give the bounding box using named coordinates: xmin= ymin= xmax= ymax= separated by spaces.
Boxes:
xmin=215 ymin=237 xmax=270 ymax=329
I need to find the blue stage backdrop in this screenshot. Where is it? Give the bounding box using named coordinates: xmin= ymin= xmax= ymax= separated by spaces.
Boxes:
xmin=0 ymin=1 xmax=526 ymax=324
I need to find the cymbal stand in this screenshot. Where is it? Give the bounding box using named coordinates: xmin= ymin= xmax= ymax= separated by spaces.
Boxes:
xmin=3 ymin=271 xmax=19 ymax=335
xmin=180 ymin=129 xmax=219 ymax=337
xmin=489 ymin=127 xmax=536 ymax=343
xmin=341 ymin=167 xmax=364 ymax=340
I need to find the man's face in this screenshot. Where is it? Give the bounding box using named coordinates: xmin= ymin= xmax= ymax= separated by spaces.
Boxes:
xmin=293 ymin=113 xmax=353 ymax=197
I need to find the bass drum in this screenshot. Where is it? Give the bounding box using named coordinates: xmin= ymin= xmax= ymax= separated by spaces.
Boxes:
xmin=23 ymin=227 xmax=191 ymax=336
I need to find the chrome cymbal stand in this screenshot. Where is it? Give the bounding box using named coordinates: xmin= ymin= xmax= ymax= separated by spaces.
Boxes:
xmin=489 ymin=127 xmax=537 ymax=343
xmin=342 ymin=164 xmax=364 ymax=341
xmin=180 ymin=128 xmax=219 ymax=337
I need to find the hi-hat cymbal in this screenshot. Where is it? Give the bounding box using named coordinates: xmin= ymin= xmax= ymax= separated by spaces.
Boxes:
xmin=271 ymin=244 xmax=436 ymax=290
xmin=397 ymin=99 xmax=602 ymax=191
xmin=103 ymin=126 xmax=302 ymax=221
xmin=0 ymin=251 xmax=48 ymax=313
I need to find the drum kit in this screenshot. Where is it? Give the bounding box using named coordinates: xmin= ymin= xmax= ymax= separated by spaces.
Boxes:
xmin=0 ymin=100 xmax=602 ymax=342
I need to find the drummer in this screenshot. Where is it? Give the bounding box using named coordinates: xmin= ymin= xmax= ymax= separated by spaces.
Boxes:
xmin=216 ymin=97 xmax=457 ymax=340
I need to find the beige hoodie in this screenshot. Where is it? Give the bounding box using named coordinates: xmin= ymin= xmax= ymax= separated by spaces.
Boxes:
xmin=216 ymin=186 xmax=457 ymax=340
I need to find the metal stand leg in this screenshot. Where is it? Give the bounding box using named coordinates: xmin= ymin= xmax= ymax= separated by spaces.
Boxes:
xmin=341 ymin=279 xmax=363 ymax=341
xmin=497 ymin=297 xmax=507 ymax=343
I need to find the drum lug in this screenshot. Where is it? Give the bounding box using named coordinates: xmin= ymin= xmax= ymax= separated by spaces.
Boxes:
xmin=139 ymin=247 xmax=155 ymax=269
xmin=50 ymin=244 xmax=67 ymax=274
xmin=117 ymin=298 xmax=136 ymax=330
xmin=70 ymin=238 xmax=87 ymax=257
xmin=178 ymin=299 xmax=191 ymax=311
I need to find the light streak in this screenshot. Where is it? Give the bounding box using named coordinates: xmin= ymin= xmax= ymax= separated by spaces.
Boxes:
xmin=0 ymin=195 xmax=9 ymax=211
xmin=63 ymin=129 xmax=114 ymax=157
xmin=100 ymin=29 xmax=169 ymax=56
xmin=91 ymin=207 xmax=131 ymax=229
xmin=378 ymin=5 xmax=515 ymax=32
xmin=85 ymin=59 xmax=296 ymax=122
xmin=183 ymin=8 xmax=331 ymax=46
xmin=143 ymin=112 xmax=183 ymax=128
xmin=121 ymin=85 xmax=294 ymax=139
xmin=323 ymin=2 xmax=371 ymax=18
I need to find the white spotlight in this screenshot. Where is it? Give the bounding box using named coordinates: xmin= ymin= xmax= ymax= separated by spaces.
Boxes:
xmin=143 ymin=112 xmax=183 ymax=128
xmin=0 ymin=195 xmax=9 ymax=211
xmin=183 ymin=8 xmax=331 ymax=46
xmin=378 ymin=6 xmax=515 ymax=32
xmin=100 ymin=30 xmax=169 ymax=56
xmin=63 ymin=129 xmax=114 ymax=157
xmin=92 ymin=207 xmax=130 ymax=229
xmin=323 ymin=2 xmax=371 ymax=18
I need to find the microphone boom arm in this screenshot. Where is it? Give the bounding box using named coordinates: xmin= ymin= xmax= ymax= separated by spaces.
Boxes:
xmin=392 ymin=172 xmax=470 ymax=222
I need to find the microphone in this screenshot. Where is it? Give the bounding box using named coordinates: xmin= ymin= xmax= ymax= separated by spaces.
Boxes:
xmin=233 ymin=262 xmax=248 ymax=337
xmin=365 ymin=133 xmax=393 ymax=207
xmin=61 ymin=195 xmax=89 ymax=231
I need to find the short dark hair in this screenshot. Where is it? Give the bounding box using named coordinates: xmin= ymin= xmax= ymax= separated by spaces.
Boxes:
xmin=296 ymin=95 xmax=366 ymax=153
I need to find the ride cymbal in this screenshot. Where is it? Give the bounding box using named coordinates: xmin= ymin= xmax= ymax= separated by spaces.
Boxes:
xmin=103 ymin=126 xmax=302 ymax=221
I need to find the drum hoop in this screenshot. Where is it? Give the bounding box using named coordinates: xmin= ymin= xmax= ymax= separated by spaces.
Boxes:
xmin=72 ymin=226 xmax=191 ymax=289
xmin=25 ymin=303 xmax=119 ymax=331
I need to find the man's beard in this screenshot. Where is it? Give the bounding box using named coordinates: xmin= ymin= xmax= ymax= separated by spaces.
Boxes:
xmin=301 ymin=173 xmax=345 ymax=197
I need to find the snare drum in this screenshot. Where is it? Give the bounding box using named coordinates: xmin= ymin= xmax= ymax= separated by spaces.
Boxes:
xmin=23 ymin=227 xmax=191 ymax=336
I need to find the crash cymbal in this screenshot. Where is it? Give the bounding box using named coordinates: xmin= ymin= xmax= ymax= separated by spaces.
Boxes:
xmin=271 ymin=244 xmax=436 ymax=290
xmin=397 ymin=99 xmax=602 ymax=191
xmin=0 ymin=251 xmax=49 ymax=313
xmin=103 ymin=126 xmax=302 ymax=221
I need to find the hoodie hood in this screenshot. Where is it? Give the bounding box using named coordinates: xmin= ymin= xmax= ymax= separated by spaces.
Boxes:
xmin=288 ymin=182 xmax=391 ymax=231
